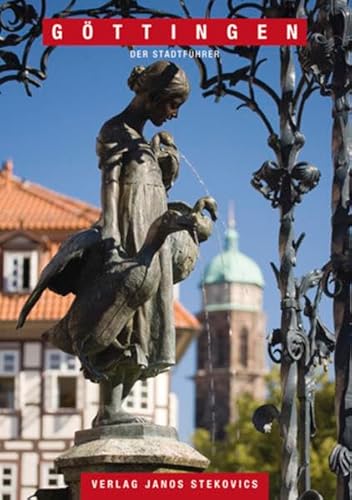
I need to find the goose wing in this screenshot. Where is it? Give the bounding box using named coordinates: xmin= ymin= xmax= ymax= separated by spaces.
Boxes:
xmin=17 ymin=227 xmax=101 ymax=329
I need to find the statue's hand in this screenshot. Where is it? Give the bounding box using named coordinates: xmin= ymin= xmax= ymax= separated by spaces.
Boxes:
xmin=151 ymin=131 xmax=180 ymax=191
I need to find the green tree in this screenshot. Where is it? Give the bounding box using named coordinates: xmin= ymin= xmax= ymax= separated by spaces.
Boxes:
xmin=310 ymin=377 xmax=336 ymax=498
xmin=193 ymin=368 xmax=336 ymax=499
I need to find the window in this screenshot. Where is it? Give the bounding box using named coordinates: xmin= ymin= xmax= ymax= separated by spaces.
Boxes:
xmin=3 ymin=354 xmax=15 ymax=373
xmin=0 ymin=351 xmax=19 ymax=410
xmin=212 ymin=331 xmax=228 ymax=368
xmin=0 ymin=378 xmax=15 ymax=409
xmin=3 ymin=251 xmax=38 ymax=293
xmin=48 ymin=352 xmax=60 ymax=370
xmin=46 ymin=351 xmax=78 ymax=372
xmin=239 ymin=328 xmax=249 ymax=367
xmin=140 ymin=380 xmax=148 ymax=409
xmin=45 ymin=350 xmax=79 ymax=411
xmin=0 ymin=352 xmax=18 ymax=374
xmin=41 ymin=463 xmax=65 ymax=489
xmin=0 ymin=465 xmax=16 ymax=500
xmin=123 ymin=379 xmax=153 ymax=413
xmin=58 ymin=377 xmax=77 ymax=408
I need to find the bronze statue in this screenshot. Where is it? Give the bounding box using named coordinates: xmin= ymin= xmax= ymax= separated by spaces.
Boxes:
xmin=18 ymin=61 xmax=217 ymax=427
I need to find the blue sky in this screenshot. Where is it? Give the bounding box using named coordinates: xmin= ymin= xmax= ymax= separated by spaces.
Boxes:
xmin=0 ymin=1 xmax=335 ymax=441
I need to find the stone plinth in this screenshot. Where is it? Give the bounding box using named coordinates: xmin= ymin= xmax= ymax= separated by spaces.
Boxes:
xmin=55 ymin=423 xmax=209 ymax=500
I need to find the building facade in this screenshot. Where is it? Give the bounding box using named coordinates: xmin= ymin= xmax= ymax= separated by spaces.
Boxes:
xmin=195 ymin=212 xmax=266 ymax=439
xmin=0 ymin=161 xmax=200 ymax=500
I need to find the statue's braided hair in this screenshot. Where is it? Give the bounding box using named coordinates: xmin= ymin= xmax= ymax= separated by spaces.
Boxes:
xmin=127 ymin=60 xmax=190 ymax=100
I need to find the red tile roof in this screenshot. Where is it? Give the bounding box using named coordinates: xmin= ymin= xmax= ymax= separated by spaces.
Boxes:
xmin=0 ymin=161 xmax=199 ymax=330
xmin=0 ymin=160 xmax=99 ymax=230
xmin=0 ymin=289 xmax=73 ymax=322
xmin=174 ymin=300 xmax=200 ymax=329
xmin=0 ymin=291 xmax=200 ymax=330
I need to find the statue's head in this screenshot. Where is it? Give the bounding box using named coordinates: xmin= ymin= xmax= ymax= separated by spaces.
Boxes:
xmin=127 ymin=61 xmax=190 ymax=126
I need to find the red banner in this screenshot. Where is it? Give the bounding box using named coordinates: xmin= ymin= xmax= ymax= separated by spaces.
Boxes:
xmin=80 ymin=472 xmax=269 ymax=500
xmin=42 ymin=18 xmax=307 ymax=46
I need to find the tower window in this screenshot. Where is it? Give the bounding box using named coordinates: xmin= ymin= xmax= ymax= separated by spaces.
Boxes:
xmin=239 ymin=328 xmax=249 ymax=367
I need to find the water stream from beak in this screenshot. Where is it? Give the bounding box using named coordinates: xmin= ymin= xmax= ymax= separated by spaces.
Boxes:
xmin=179 ymin=151 xmax=238 ymax=449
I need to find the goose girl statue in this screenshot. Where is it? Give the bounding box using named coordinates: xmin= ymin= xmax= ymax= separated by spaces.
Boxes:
xmin=18 ymin=61 xmax=217 ymax=428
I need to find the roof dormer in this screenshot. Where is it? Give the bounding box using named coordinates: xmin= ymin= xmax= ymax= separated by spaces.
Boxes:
xmin=1 ymin=233 xmax=42 ymax=294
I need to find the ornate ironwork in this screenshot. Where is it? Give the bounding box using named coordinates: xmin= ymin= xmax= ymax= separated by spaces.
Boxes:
xmin=3 ymin=0 xmax=352 ymax=498
xmin=0 ymin=0 xmax=184 ymax=95
xmin=182 ymin=1 xmax=337 ymax=498
xmin=298 ymin=0 xmax=352 ymax=497
xmin=248 ymin=40 xmax=325 ymax=497
xmin=188 ymin=3 xmax=332 ymax=497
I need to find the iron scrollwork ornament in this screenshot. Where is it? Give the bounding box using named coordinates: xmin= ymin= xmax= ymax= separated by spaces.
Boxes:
xmin=251 ymin=158 xmax=320 ymax=207
xmin=299 ymin=0 xmax=352 ymax=496
xmin=254 ymin=267 xmax=335 ymax=498
xmin=0 ymin=0 xmax=177 ymax=95
xmin=0 ymin=1 xmax=47 ymax=94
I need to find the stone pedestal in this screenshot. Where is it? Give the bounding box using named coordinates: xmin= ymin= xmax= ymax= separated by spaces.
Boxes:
xmin=55 ymin=423 xmax=209 ymax=500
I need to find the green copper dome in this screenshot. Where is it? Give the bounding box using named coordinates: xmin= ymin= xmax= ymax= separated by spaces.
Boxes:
xmin=203 ymin=224 xmax=264 ymax=288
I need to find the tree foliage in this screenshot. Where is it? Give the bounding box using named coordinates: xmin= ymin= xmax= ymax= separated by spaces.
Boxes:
xmin=193 ymin=368 xmax=336 ymax=499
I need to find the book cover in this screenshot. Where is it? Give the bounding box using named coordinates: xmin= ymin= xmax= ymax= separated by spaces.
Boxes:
xmin=0 ymin=1 xmax=341 ymax=499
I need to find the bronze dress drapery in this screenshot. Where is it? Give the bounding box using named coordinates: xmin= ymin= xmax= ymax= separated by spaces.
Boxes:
xmin=96 ymin=116 xmax=175 ymax=379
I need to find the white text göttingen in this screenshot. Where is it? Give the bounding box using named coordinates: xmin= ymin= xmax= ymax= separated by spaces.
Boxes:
xmin=46 ymin=20 xmax=304 ymax=45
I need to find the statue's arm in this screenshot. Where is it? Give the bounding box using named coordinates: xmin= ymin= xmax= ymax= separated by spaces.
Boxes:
xmin=101 ymin=162 xmax=120 ymax=240
xmin=151 ymin=131 xmax=180 ymax=191
xmin=96 ymin=136 xmax=127 ymax=242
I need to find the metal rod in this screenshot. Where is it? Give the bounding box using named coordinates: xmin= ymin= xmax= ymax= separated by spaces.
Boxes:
xmin=329 ymin=55 xmax=352 ymax=500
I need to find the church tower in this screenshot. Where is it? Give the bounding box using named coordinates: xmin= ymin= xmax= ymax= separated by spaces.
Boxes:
xmin=195 ymin=208 xmax=266 ymax=438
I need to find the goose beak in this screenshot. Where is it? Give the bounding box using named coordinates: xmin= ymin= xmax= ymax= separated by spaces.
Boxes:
xmin=203 ymin=198 xmax=218 ymax=221
xmin=208 ymin=203 xmax=218 ymax=221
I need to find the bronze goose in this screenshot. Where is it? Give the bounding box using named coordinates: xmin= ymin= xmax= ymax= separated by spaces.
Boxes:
xmin=168 ymin=196 xmax=218 ymax=283
xmin=18 ymin=209 xmax=196 ymax=381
